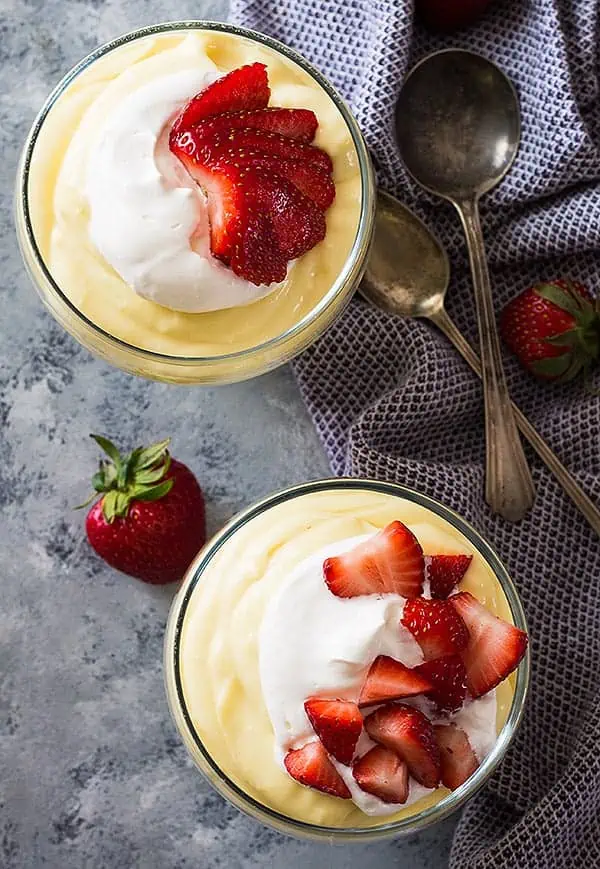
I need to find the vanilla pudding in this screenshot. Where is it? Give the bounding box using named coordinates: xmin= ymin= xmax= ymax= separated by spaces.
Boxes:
xmin=166 ymin=481 xmax=528 ymax=836
xmin=17 ymin=24 xmax=371 ymax=382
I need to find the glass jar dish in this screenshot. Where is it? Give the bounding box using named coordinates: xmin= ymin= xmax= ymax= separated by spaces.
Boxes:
xmin=164 ymin=478 xmax=529 ymax=842
xmin=15 ymin=21 xmax=375 ymax=385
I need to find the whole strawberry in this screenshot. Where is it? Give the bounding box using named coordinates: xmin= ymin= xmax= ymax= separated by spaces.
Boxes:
xmin=82 ymin=435 xmax=206 ymax=584
xmin=501 ymin=279 xmax=600 ymax=383
xmin=416 ymin=0 xmax=494 ymax=31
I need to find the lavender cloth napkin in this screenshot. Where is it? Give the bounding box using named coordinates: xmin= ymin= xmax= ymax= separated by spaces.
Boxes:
xmin=230 ymin=0 xmax=600 ymax=865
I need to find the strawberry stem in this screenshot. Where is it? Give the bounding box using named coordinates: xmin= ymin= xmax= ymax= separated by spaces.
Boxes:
xmin=75 ymin=435 xmax=174 ymax=523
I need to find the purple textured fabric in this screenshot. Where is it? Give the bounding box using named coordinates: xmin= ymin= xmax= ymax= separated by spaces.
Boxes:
xmin=230 ymin=0 xmax=600 ymax=866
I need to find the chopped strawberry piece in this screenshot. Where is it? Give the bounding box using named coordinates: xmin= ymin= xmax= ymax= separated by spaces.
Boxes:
xmin=401 ymin=598 xmax=469 ymax=661
xmin=171 ymin=63 xmax=270 ymax=135
xmin=190 ymin=126 xmax=333 ymax=173
xmin=428 ymin=554 xmax=473 ymax=599
xmin=192 ymin=107 xmax=318 ymax=142
xmin=364 ymin=703 xmax=441 ymax=789
xmin=358 ymin=655 xmax=433 ymax=708
xmin=353 ymin=746 xmax=409 ymax=804
xmin=284 ymin=741 xmax=351 ymax=799
xmin=323 ymin=521 xmax=425 ymax=599
xmin=450 ymin=592 xmax=528 ymax=698
xmin=415 ymin=655 xmax=467 ymax=713
xmin=304 ymin=698 xmax=362 ymax=765
xmin=434 ymin=725 xmax=479 ymax=790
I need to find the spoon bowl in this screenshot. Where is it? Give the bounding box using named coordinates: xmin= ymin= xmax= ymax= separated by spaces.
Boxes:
xmin=395 ymin=49 xmax=521 ymax=200
xmin=363 ymin=190 xmax=449 ymax=319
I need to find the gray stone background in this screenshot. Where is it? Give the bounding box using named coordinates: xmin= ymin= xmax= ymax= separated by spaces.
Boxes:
xmin=1 ymin=0 xmax=456 ymax=865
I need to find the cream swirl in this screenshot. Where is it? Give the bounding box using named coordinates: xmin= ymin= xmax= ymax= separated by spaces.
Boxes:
xmin=85 ymin=69 xmax=279 ymax=313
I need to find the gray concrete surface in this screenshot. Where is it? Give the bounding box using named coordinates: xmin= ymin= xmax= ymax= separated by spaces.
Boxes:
xmin=1 ymin=0 xmax=456 ymax=865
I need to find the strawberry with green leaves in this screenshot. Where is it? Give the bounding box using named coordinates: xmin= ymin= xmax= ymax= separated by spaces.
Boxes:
xmin=500 ymin=278 xmax=600 ymax=383
xmin=81 ymin=435 xmax=206 ymax=584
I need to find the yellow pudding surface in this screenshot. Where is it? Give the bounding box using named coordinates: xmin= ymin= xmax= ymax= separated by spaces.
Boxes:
xmin=178 ymin=487 xmax=518 ymax=829
xmin=27 ymin=29 xmax=363 ymax=357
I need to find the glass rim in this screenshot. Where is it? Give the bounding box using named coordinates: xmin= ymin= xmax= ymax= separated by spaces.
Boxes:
xmin=16 ymin=19 xmax=375 ymax=367
xmin=164 ymin=477 xmax=530 ymax=842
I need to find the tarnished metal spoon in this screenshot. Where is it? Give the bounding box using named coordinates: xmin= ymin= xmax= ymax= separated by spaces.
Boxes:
xmin=362 ymin=189 xmax=600 ymax=536
xmin=395 ymin=48 xmax=534 ymax=522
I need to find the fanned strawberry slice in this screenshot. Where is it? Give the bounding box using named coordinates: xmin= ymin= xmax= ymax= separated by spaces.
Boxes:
xmin=248 ymin=170 xmax=326 ymax=259
xmin=434 ymin=725 xmax=479 ymax=790
xmin=170 ymin=63 xmax=270 ymax=136
xmin=284 ymin=741 xmax=351 ymax=799
xmin=353 ymin=746 xmax=409 ymax=804
xmin=190 ymin=126 xmax=333 ymax=173
xmin=358 ymin=655 xmax=433 ymax=708
xmin=304 ymin=698 xmax=362 ymax=765
xmin=401 ymin=598 xmax=469 ymax=661
xmin=231 ymin=205 xmax=288 ymax=285
xmin=450 ymin=592 xmax=528 ymax=698
xmin=416 ymin=655 xmax=467 ymax=713
xmin=364 ymin=703 xmax=441 ymax=789
xmin=428 ymin=554 xmax=473 ymax=599
xmin=192 ymin=107 xmax=318 ymax=142
xmin=323 ymin=521 xmax=425 ymax=599
xmin=227 ymin=154 xmax=335 ymax=210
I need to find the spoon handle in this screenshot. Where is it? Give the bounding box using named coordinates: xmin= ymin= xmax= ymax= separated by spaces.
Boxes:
xmin=432 ymin=307 xmax=600 ymax=535
xmin=455 ymin=197 xmax=535 ymax=521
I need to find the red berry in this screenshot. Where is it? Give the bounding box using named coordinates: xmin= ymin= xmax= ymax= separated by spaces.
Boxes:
xmin=450 ymin=592 xmax=528 ymax=698
xmin=428 ymin=554 xmax=473 ymax=599
xmin=415 ymin=655 xmax=468 ymax=713
xmin=401 ymin=598 xmax=469 ymax=661
xmin=364 ymin=703 xmax=441 ymax=789
xmin=284 ymin=741 xmax=351 ymax=799
xmin=171 ymin=63 xmax=270 ymax=134
xmin=500 ymin=279 xmax=599 ymax=383
xmin=187 ymin=107 xmax=319 ymax=142
xmin=304 ymin=698 xmax=363 ymax=765
xmin=353 ymin=746 xmax=409 ymax=804
xmin=358 ymin=655 xmax=433 ymax=709
xmin=434 ymin=724 xmax=479 ymax=790
xmin=84 ymin=436 xmax=206 ymax=585
xmin=323 ymin=521 xmax=425 ymax=599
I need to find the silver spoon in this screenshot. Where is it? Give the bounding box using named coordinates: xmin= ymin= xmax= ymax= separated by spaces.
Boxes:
xmin=395 ymin=49 xmax=534 ymax=522
xmin=362 ymin=190 xmax=600 ymax=537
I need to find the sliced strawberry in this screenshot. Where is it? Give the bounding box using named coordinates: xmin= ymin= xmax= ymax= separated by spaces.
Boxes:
xmin=171 ymin=63 xmax=270 ymax=136
xmin=358 ymin=655 xmax=433 ymax=709
xmin=248 ymin=170 xmax=326 ymax=259
xmin=170 ymin=154 xmax=243 ymax=260
xmin=225 ymin=154 xmax=335 ymax=210
xmin=231 ymin=205 xmax=288 ymax=285
xmin=415 ymin=655 xmax=467 ymax=713
xmin=364 ymin=703 xmax=441 ymax=788
xmin=192 ymin=107 xmax=318 ymax=142
xmin=401 ymin=598 xmax=469 ymax=661
xmin=191 ymin=126 xmax=333 ymax=173
xmin=323 ymin=521 xmax=425 ymax=599
xmin=284 ymin=741 xmax=351 ymax=799
xmin=304 ymin=698 xmax=362 ymax=765
xmin=352 ymin=746 xmax=409 ymax=804
xmin=434 ymin=725 xmax=479 ymax=790
xmin=450 ymin=592 xmax=528 ymax=698
xmin=428 ymin=554 xmax=473 ymax=599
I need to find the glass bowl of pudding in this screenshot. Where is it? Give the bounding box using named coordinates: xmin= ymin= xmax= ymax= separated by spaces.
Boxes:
xmin=15 ymin=21 xmax=374 ymax=385
xmin=164 ymin=478 xmax=529 ymax=842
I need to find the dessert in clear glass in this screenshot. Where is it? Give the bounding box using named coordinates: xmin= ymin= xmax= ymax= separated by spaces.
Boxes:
xmin=15 ymin=21 xmax=374 ymax=384
xmin=164 ymin=478 xmax=529 ymax=841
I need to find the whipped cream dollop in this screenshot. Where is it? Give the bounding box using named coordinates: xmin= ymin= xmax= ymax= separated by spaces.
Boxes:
xmin=259 ymin=533 xmax=497 ymax=816
xmin=85 ymin=70 xmax=279 ymax=313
